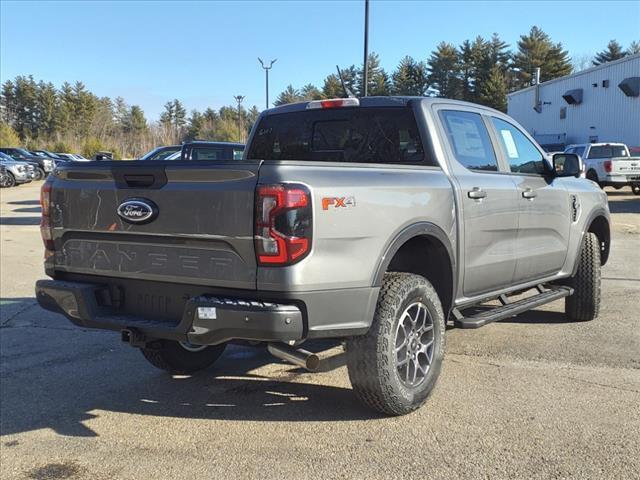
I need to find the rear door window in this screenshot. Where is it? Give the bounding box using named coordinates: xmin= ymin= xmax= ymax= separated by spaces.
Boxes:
xmin=439 ymin=110 xmax=499 ymax=172
xmin=247 ymin=107 xmax=434 ymax=165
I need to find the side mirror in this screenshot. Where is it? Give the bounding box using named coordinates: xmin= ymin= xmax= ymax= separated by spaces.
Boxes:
xmin=553 ymin=153 xmax=582 ymax=178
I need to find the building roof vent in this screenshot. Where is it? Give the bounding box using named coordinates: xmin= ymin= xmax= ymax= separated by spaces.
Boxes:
xmin=618 ymin=77 xmax=640 ymax=97
xmin=562 ymin=89 xmax=583 ymax=105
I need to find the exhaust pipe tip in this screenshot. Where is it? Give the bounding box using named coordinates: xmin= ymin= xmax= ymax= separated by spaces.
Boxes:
xmin=268 ymin=343 xmax=320 ymax=371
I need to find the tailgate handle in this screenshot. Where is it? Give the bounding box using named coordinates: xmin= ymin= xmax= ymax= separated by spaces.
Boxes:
xmin=124 ymin=174 xmax=155 ymax=188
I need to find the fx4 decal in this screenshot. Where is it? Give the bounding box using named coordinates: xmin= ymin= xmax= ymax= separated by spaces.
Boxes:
xmin=322 ymin=196 xmax=356 ymax=210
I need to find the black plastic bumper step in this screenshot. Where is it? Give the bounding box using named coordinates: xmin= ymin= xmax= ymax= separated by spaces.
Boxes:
xmin=453 ymin=286 xmax=573 ymax=329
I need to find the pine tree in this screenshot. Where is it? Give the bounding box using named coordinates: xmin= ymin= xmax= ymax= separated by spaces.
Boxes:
xmin=322 ymin=74 xmax=343 ymax=98
xmin=427 ymin=42 xmax=461 ymax=98
xmin=1 ymin=80 xmax=16 ymax=125
xmin=511 ymin=26 xmax=572 ymax=89
xmin=172 ymin=99 xmax=186 ymax=128
xmin=392 ymin=56 xmax=429 ymax=96
xmin=35 ymin=81 xmax=58 ymax=139
xmin=274 ymin=85 xmax=302 ymax=106
xmin=186 ymin=109 xmax=203 ymax=140
xmin=593 ymin=40 xmax=627 ymax=65
xmin=12 ymin=75 xmax=39 ymax=138
xmin=628 ymin=41 xmax=640 ymax=55
xmin=458 ymin=37 xmax=490 ymax=102
xmin=128 ymin=106 xmax=147 ymax=133
xmin=300 ymin=84 xmax=323 ymax=100
xmin=52 ymin=82 xmax=72 ymax=140
xmin=357 ymin=53 xmax=390 ymax=96
xmin=479 ymin=66 xmax=508 ymax=112
xmin=113 ymin=97 xmax=129 ymax=130
xmin=159 ymin=100 xmax=175 ymax=127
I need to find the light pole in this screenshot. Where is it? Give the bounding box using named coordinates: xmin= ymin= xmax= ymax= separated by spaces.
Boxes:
xmin=233 ymin=95 xmax=244 ymax=142
xmin=258 ymin=58 xmax=277 ymax=109
xmin=363 ymin=0 xmax=369 ymax=97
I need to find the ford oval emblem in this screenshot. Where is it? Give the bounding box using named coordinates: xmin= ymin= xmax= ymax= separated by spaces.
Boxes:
xmin=117 ymin=198 xmax=158 ymax=224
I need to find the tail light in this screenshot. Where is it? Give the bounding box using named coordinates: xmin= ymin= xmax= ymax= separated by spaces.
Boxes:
xmin=255 ymin=184 xmax=312 ymax=266
xmin=604 ymin=160 xmax=612 ymax=173
xmin=40 ymin=181 xmax=54 ymax=253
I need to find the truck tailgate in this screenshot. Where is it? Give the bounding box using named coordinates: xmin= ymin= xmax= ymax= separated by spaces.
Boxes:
xmin=49 ymin=162 xmax=261 ymax=289
xmin=611 ymin=156 xmax=640 ymax=177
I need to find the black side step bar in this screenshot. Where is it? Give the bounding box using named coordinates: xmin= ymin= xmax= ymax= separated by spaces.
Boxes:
xmin=452 ymin=285 xmax=573 ymax=329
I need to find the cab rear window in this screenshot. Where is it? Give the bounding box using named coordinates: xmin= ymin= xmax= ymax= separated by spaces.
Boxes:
xmin=247 ymin=107 xmax=435 ymax=165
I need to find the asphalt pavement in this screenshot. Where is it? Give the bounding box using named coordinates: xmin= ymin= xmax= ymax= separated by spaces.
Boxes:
xmin=1 ymin=182 xmax=639 ymax=480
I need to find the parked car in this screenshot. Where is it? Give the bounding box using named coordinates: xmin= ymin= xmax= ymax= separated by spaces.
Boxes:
xmin=30 ymin=150 xmax=64 ymax=161
xmin=565 ymin=143 xmax=640 ymax=194
xmin=55 ymin=153 xmax=91 ymax=162
xmin=0 ymin=147 xmax=53 ymax=180
xmin=139 ymin=143 xmax=245 ymax=161
xmin=93 ymin=151 xmax=113 ymax=161
xmin=180 ymin=141 xmax=244 ymax=161
xmin=36 ymin=96 xmax=609 ymax=416
xmin=139 ymin=145 xmax=181 ymax=161
xmin=0 ymin=152 xmax=34 ymax=187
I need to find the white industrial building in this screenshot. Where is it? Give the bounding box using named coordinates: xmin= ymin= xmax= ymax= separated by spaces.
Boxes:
xmin=507 ymin=54 xmax=640 ymax=151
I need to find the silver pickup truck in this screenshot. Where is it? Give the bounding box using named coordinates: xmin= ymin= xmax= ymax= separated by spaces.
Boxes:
xmin=36 ymin=97 xmax=610 ymax=415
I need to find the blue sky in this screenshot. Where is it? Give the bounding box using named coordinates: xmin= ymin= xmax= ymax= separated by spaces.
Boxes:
xmin=1 ymin=0 xmax=639 ymax=120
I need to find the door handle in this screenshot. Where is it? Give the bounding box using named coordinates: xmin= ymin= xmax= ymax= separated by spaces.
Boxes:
xmin=467 ymin=187 xmax=487 ymax=199
xmin=522 ymin=188 xmax=537 ymax=199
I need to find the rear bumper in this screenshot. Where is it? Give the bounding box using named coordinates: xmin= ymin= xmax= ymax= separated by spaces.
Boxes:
xmin=602 ymin=174 xmax=640 ymax=186
xmin=36 ymin=279 xmax=305 ymax=345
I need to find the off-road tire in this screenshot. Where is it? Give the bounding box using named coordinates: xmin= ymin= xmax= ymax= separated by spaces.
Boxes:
xmin=565 ymin=232 xmax=601 ymax=321
xmin=141 ymin=340 xmax=226 ymax=374
xmin=0 ymin=171 xmax=15 ymax=188
xmin=346 ymin=272 xmax=445 ymax=416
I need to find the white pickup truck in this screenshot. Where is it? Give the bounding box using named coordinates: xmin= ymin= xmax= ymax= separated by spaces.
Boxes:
xmin=565 ymin=143 xmax=640 ymax=194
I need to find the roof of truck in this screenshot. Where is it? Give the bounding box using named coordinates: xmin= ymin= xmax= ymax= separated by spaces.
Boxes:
xmin=262 ymin=96 xmax=503 ymax=116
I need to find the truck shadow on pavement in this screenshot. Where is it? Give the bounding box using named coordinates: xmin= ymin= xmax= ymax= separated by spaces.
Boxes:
xmin=7 ymin=200 xmax=40 ymax=206
xmin=11 ymin=206 xmax=41 ymax=213
xmin=0 ymin=335 xmax=381 ymax=438
xmin=0 ymin=216 xmax=41 ymax=225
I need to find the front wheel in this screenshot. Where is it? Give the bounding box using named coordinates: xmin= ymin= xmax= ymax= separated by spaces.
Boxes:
xmin=33 ymin=168 xmax=45 ymax=181
xmin=346 ymin=272 xmax=445 ymax=416
xmin=140 ymin=340 xmax=226 ymax=374
xmin=565 ymin=232 xmax=601 ymax=321
xmin=632 ymin=184 xmax=640 ymax=196
xmin=0 ymin=171 xmax=15 ymax=188
xmin=586 ymin=170 xmax=602 ymax=189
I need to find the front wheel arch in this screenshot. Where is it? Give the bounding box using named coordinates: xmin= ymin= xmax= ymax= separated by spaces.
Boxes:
xmin=586 ymin=215 xmax=610 ymax=266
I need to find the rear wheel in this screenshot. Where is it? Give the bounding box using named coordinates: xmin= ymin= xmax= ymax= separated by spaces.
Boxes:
xmin=0 ymin=171 xmax=15 ymax=188
xmin=565 ymin=232 xmax=601 ymax=321
xmin=346 ymin=272 xmax=445 ymax=416
xmin=632 ymin=184 xmax=640 ymax=196
xmin=140 ymin=340 xmax=226 ymax=374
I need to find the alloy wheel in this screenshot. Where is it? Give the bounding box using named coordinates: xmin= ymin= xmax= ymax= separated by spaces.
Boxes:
xmin=394 ymin=301 xmax=435 ymax=388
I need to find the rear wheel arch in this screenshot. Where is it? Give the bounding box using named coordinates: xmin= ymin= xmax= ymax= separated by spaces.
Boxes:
xmin=373 ymin=223 xmax=456 ymax=316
